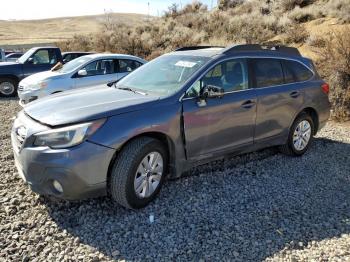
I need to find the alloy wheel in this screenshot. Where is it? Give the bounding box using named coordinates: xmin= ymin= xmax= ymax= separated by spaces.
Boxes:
xmin=134 ymin=152 xmax=164 ymax=198
xmin=0 ymin=82 xmax=15 ymax=96
xmin=293 ymin=120 xmax=312 ymax=151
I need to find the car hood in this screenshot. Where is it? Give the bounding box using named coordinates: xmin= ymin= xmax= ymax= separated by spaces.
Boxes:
xmin=20 ymin=70 xmax=63 ymax=85
xmin=24 ymin=86 xmax=160 ymax=126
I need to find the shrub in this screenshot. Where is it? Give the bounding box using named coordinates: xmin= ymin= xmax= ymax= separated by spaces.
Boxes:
xmin=284 ymin=24 xmax=309 ymax=44
xmin=181 ymin=1 xmax=207 ymax=14
xmin=316 ymin=28 xmax=350 ymax=121
xmin=288 ymin=6 xmax=318 ymax=22
xmin=218 ymin=0 xmax=245 ymax=10
xmin=278 ymin=0 xmax=315 ymax=11
xmin=306 ymin=34 xmax=326 ymax=48
xmin=324 ymin=0 xmax=350 ymax=23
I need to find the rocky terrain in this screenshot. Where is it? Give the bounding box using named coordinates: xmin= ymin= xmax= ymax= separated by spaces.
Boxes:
xmin=1 ymin=97 xmax=350 ymax=261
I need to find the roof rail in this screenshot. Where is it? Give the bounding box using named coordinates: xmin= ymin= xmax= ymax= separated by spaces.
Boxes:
xmin=222 ymin=44 xmax=301 ymax=56
xmin=175 ymin=46 xmax=224 ymax=51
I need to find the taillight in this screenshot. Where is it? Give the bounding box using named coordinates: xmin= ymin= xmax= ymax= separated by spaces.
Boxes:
xmin=321 ymin=83 xmax=329 ymax=95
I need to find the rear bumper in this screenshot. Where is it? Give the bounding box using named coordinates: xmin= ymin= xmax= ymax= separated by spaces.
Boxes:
xmin=12 ymin=140 xmax=115 ymax=200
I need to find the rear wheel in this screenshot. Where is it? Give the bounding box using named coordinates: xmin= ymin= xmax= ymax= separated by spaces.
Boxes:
xmin=280 ymin=112 xmax=314 ymax=156
xmin=0 ymin=78 xmax=17 ymax=97
xmin=109 ymin=137 xmax=168 ymax=209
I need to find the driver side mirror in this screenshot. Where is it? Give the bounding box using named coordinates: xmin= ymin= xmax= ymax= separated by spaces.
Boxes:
xmin=26 ymin=57 xmax=34 ymax=64
xmin=201 ymin=85 xmax=225 ymax=99
xmin=77 ymin=69 xmax=87 ymax=77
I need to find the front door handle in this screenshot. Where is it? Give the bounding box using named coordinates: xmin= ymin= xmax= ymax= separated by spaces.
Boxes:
xmin=241 ymin=100 xmax=256 ymax=109
xmin=290 ymin=91 xmax=300 ymax=98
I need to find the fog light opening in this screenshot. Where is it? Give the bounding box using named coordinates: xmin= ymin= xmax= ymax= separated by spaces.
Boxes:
xmin=52 ymin=180 xmax=63 ymax=194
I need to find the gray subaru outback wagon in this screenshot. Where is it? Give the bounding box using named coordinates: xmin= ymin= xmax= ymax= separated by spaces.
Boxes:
xmin=12 ymin=45 xmax=330 ymax=209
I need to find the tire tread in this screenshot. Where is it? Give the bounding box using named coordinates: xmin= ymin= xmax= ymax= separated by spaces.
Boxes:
xmin=109 ymin=137 xmax=159 ymax=209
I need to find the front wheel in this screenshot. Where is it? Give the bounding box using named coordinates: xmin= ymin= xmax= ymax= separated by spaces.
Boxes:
xmin=0 ymin=78 xmax=17 ymax=97
xmin=280 ymin=113 xmax=314 ymax=156
xmin=109 ymin=137 xmax=168 ymax=209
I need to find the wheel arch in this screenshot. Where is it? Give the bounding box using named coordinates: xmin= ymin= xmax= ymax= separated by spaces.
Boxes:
xmin=0 ymin=74 xmax=20 ymax=84
xmin=299 ymin=107 xmax=319 ymax=135
xmin=106 ymin=132 xmax=176 ymax=189
xmin=287 ymin=106 xmax=319 ymax=143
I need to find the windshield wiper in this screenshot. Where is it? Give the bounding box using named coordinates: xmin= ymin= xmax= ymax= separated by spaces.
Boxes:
xmin=116 ymin=86 xmax=147 ymax=96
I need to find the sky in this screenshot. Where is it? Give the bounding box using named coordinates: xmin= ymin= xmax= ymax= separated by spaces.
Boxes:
xmin=2 ymin=0 xmax=216 ymax=20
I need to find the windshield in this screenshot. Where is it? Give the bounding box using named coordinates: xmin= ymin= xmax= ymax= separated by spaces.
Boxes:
xmin=58 ymin=56 xmax=92 ymax=74
xmin=115 ymin=55 xmax=210 ymax=96
xmin=17 ymin=48 xmax=36 ymax=64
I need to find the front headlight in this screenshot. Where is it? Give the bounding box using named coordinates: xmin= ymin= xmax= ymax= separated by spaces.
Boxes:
xmin=33 ymin=119 xmax=106 ymax=149
xmin=26 ymin=81 xmax=49 ymax=91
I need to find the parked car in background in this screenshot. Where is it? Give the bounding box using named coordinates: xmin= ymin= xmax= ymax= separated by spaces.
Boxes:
xmin=11 ymin=44 xmax=330 ymax=209
xmin=0 ymin=47 xmax=63 ymax=97
xmin=18 ymin=54 xmax=146 ymax=105
xmin=62 ymin=52 xmax=94 ymax=63
xmin=0 ymin=48 xmax=5 ymax=62
xmin=5 ymin=52 xmax=24 ymax=62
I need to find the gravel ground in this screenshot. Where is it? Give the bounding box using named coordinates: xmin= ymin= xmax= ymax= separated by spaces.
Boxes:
xmin=1 ymin=97 xmax=350 ymax=262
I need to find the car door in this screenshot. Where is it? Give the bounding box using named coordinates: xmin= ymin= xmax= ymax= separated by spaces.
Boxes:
xmin=117 ymin=59 xmax=143 ymax=79
xmin=22 ymin=49 xmax=58 ymax=78
xmin=252 ymin=58 xmax=305 ymax=141
xmin=182 ymin=58 xmax=257 ymax=159
xmin=74 ymin=59 xmax=117 ymax=89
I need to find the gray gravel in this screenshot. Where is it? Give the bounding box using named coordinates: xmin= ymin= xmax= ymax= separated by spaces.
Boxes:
xmin=1 ymin=97 xmax=350 ymax=262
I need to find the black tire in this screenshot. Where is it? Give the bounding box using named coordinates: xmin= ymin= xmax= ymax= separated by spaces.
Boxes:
xmin=0 ymin=78 xmax=18 ymax=97
xmin=279 ymin=112 xmax=315 ymax=156
xmin=109 ymin=137 xmax=168 ymax=209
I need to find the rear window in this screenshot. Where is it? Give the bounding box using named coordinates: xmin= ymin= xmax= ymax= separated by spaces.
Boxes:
xmin=252 ymin=58 xmax=284 ymax=88
xmin=283 ymin=60 xmax=313 ymax=83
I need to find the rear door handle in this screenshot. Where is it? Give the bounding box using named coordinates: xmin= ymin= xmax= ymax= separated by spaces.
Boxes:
xmin=290 ymin=91 xmax=300 ymax=98
xmin=241 ymin=100 xmax=256 ymax=109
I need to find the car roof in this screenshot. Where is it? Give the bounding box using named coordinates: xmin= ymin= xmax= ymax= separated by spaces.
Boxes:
xmin=30 ymin=46 xmax=58 ymax=50
xmin=83 ymin=53 xmax=146 ymax=61
xmin=62 ymin=51 xmax=94 ymax=55
xmin=171 ymin=47 xmax=224 ymax=57
xmin=170 ymin=45 xmax=308 ymax=61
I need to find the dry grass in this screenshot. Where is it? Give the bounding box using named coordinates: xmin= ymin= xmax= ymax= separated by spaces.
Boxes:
xmin=0 ymin=13 xmax=148 ymax=46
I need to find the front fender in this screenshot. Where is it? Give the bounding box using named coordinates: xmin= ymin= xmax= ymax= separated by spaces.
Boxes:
xmin=88 ymin=102 xmax=187 ymax=177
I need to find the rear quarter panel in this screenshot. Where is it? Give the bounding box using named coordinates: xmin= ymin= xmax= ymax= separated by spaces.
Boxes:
xmin=301 ymin=79 xmax=331 ymax=130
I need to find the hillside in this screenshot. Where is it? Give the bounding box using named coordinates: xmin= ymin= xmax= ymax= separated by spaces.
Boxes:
xmin=0 ymin=13 xmax=149 ymax=47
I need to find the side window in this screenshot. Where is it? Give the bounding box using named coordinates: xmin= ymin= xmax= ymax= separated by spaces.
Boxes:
xmin=134 ymin=61 xmax=143 ymax=69
xmin=31 ymin=50 xmax=50 ymax=65
xmin=283 ymin=60 xmax=313 ymax=83
xmin=81 ymin=59 xmax=114 ymax=76
xmin=118 ymin=59 xmax=138 ymax=73
xmin=186 ymin=59 xmax=249 ymax=97
xmin=252 ymin=58 xmax=284 ymax=88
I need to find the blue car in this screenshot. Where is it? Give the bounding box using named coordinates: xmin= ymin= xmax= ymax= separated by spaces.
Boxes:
xmin=11 ymin=44 xmax=330 ymax=209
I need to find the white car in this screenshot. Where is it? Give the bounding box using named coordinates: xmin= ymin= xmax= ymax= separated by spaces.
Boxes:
xmin=18 ymin=54 xmax=146 ymax=105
